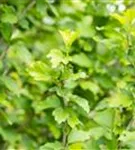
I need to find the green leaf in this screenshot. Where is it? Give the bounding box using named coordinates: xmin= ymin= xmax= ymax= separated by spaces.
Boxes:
xmin=48 ymin=3 xmax=59 ymax=17
xmin=69 ymin=142 xmax=83 ymax=150
xmin=83 ymin=139 xmax=100 ymax=150
xmin=119 ymin=131 xmax=135 ymax=149
xmin=119 ymin=131 xmax=135 ymax=142
xmin=47 ymin=49 xmax=64 ymax=68
xmin=47 ymin=49 xmax=71 ymax=68
xmin=33 ymin=95 xmax=61 ymax=113
xmin=112 ymin=8 xmax=135 ymax=25
xmin=95 ymin=99 xmax=108 ymax=111
xmin=69 ymin=94 xmax=90 ymax=113
xmin=43 ymin=95 xmax=61 ymax=109
xmin=93 ymin=109 xmax=114 ymax=128
xmin=0 ymin=127 xmax=20 ymax=144
xmin=52 ymin=107 xmax=69 ymax=124
xmin=48 ymin=123 xmax=61 ymax=139
xmin=36 ymin=0 xmax=47 ymax=16
xmin=67 ymin=112 xmax=80 ymax=128
xmin=39 ymin=141 xmax=63 ymax=150
xmin=59 ymin=29 xmax=79 ymax=47
xmin=80 ymin=80 xmax=100 ymax=95
xmin=1 ymin=13 xmax=17 ymax=24
xmin=0 ymin=110 xmax=13 ymax=125
xmin=0 ymin=23 xmax=12 ymax=41
xmin=27 ymin=61 xmax=52 ymax=81
xmin=77 ymin=16 xmax=95 ymax=38
xmin=0 ymin=5 xmax=17 ymax=24
xmin=89 ymin=127 xmax=105 ymax=140
xmin=71 ymin=53 xmax=92 ymax=68
xmin=0 ymin=76 xmax=21 ymax=96
xmin=68 ymin=129 xmax=90 ymax=144
xmin=108 ymin=91 xmax=132 ymax=108
xmin=8 ymin=43 xmax=32 ymax=64
xmin=19 ymin=19 xmax=29 ymax=29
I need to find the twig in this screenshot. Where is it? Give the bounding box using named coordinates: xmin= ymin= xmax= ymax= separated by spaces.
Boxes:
xmin=62 ymin=123 xmax=68 ymax=147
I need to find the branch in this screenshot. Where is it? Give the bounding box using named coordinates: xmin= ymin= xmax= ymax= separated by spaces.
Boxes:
xmin=62 ymin=123 xmax=68 ymax=147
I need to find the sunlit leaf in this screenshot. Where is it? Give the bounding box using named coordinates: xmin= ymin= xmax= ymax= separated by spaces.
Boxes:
xmin=93 ymin=109 xmax=114 ymax=128
xmin=71 ymin=53 xmax=92 ymax=68
xmin=59 ymin=29 xmax=79 ymax=47
xmin=69 ymin=94 xmax=90 ymax=113
xmin=68 ymin=129 xmax=90 ymax=144
xmin=67 ymin=112 xmax=80 ymax=128
xmin=52 ymin=107 xmax=69 ymax=124
xmin=108 ymin=91 xmax=132 ymax=108
xmin=0 ymin=5 xmax=17 ymax=24
xmin=69 ymin=142 xmax=83 ymax=150
xmin=119 ymin=131 xmax=135 ymax=148
xmin=47 ymin=49 xmax=71 ymax=68
xmin=33 ymin=95 xmax=61 ymax=113
xmin=27 ymin=61 xmax=52 ymax=81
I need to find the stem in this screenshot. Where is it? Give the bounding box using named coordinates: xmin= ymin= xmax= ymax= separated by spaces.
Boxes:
xmin=126 ymin=33 xmax=135 ymax=67
xmin=66 ymin=46 xmax=70 ymax=57
xmin=126 ymin=34 xmax=132 ymax=54
xmin=62 ymin=97 xmax=68 ymax=147
xmin=62 ymin=123 xmax=68 ymax=148
xmin=62 ymin=131 xmax=67 ymax=147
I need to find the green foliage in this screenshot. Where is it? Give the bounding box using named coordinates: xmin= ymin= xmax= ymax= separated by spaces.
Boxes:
xmin=0 ymin=0 xmax=135 ymax=149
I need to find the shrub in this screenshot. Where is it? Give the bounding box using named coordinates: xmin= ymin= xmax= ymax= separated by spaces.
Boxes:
xmin=0 ymin=0 xmax=135 ymax=149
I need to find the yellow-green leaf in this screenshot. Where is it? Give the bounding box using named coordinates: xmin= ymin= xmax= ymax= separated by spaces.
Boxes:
xmin=59 ymin=29 xmax=79 ymax=47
